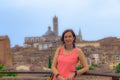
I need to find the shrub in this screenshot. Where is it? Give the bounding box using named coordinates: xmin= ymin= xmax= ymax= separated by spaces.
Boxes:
xmin=92 ymin=64 xmax=98 ymax=67
xmin=76 ymin=65 xmax=82 ymax=70
xmin=0 ymin=64 xmax=18 ymax=77
xmin=115 ymin=63 xmax=120 ymax=73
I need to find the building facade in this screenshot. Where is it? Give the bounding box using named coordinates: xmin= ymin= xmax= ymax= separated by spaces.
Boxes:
xmin=24 ymin=16 xmax=82 ymax=50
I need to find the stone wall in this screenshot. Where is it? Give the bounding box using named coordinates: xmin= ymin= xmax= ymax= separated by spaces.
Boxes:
xmin=0 ymin=36 xmax=12 ymax=66
xmin=76 ymin=41 xmax=100 ymax=48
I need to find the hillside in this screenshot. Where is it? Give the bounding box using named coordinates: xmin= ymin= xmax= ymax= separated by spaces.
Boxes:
xmin=11 ymin=37 xmax=120 ymax=71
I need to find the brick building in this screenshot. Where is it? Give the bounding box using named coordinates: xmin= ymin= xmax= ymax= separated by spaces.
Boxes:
xmin=0 ymin=35 xmax=12 ymax=66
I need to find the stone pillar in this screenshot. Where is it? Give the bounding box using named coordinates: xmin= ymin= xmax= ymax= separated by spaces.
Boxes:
xmin=0 ymin=36 xmax=12 ymax=66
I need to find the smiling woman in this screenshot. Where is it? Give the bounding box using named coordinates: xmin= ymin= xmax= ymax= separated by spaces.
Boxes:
xmin=51 ymin=29 xmax=89 ymax=80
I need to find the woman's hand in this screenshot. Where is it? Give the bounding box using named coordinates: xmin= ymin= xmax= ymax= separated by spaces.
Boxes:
xmin=66 ymin=73 xmax=75 ymax=80
xmin=57 ymin=75 xmax=66 ymax=80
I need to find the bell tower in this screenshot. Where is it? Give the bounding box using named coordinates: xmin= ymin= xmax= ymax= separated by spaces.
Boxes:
xmin=78 ymin=28 xmax=82 ymax=41
xmin=53 ymin=16 xmax=58 ymax=36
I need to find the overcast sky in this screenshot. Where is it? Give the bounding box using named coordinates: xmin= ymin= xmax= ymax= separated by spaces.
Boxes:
xmin=0 ymin=0 xmax=120 ymax=47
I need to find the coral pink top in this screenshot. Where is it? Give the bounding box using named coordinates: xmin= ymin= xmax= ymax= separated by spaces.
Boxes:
xmin=53 ymin=47 xmax=79 ymax=80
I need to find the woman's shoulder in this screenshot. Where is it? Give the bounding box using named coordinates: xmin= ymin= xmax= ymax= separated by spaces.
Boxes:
xmin=75 ymin=47 xmax=81 ymax=50
xmin=56 ymin=46 xmax=64 ymax=50
xmin=75 ymin=47 xmax=83 ymax=53
xmin=55 ymin=46 xmax=63 ymax=54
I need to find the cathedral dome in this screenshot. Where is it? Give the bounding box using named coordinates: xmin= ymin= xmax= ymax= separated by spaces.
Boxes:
xmin=43 ymin=26 xmax=55 ymax=36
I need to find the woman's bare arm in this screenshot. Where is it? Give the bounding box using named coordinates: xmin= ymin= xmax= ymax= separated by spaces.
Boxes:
xmin=77 ymin=48 xmax=89 ymax=74
xmin=51 ymin=48 xmax=60 ymax=75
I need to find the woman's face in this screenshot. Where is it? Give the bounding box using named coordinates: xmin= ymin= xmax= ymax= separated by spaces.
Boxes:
xmin=64 ymin=31 xmax=74 ymax=45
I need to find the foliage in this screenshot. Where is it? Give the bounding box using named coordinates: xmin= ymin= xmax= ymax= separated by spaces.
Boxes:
xmin=0 ymin=64 xmax=5 ymax=71
xmin=0 ymin=64 xmax=18 ymax=77
xmin=92 ymin=63 xmax=98 ymax=67
xmin=89 ymin=66 xmax=94 ymax=70
xmin=76 ymin=63 xmax=98 ymax=71
xmin=48 ymin=56 xmax=52 ymax=68
xmin=76 ymin=65 xmax=82 ymax=70
xmin=115 ymin=63 xmax=120 ymax=73
xmin=89 ymin=63 xmax=98 ymax=70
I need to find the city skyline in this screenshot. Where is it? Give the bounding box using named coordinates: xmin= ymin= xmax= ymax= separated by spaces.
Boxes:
xmin=0 ymin=0 xmax=120 ymax=47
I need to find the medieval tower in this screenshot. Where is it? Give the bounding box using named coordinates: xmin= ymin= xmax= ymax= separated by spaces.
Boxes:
xmin=53 ymin=16 xmax=58 ymax=36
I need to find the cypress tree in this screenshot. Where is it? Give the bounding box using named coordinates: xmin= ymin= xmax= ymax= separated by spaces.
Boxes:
xmin=48 ymin=56 xmax=52 ymax=68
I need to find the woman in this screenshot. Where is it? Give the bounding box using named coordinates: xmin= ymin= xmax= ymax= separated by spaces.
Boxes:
xmin=52 ymin=29 xmax=89 ymax=80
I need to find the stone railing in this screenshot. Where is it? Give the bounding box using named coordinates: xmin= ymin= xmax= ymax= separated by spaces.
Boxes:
xmin=84 ymin=71 xmax=120 ymax=80
xmin=0 ymin=71 xmax=120 ymax=80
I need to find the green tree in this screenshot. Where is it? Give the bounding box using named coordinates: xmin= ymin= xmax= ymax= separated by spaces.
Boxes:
xmin=116 ymin=63 xmax=120 ymax=73
xmin=48 ymin=56 xmax=52 ymax=68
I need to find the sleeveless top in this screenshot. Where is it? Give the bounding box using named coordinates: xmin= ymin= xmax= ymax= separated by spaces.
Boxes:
xmin=53 ymin=47 xmax=79 ymax=80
